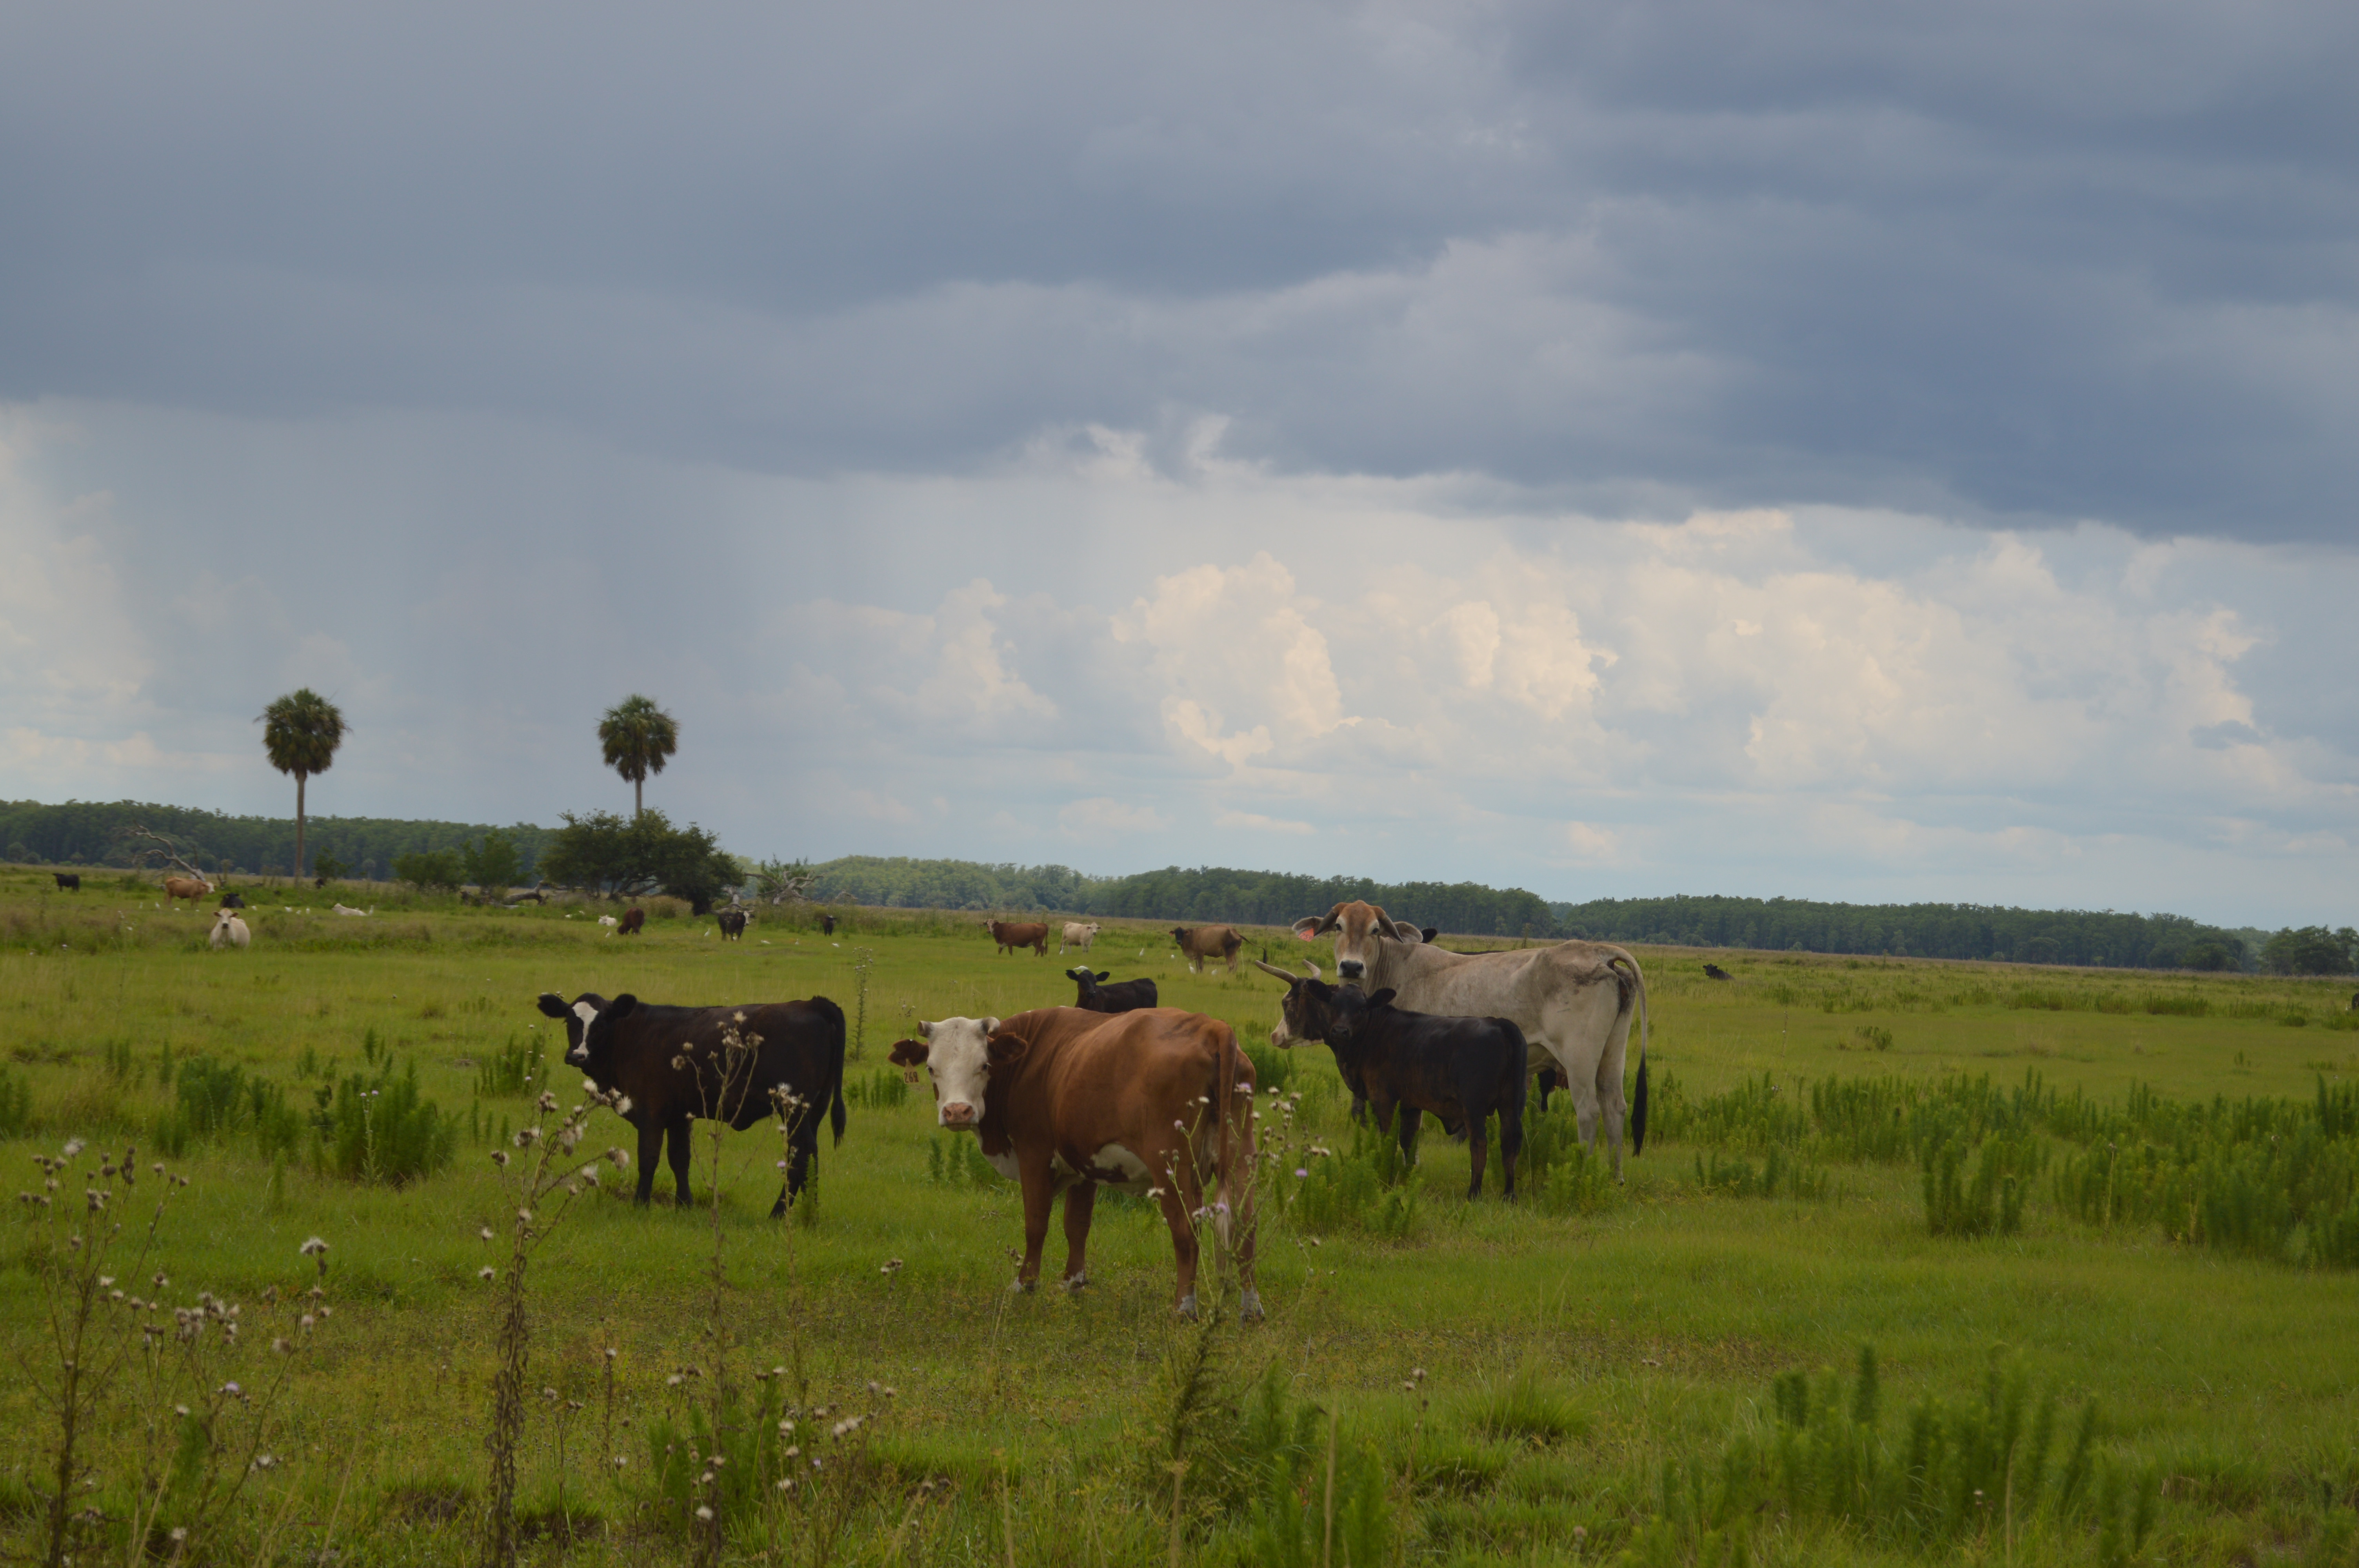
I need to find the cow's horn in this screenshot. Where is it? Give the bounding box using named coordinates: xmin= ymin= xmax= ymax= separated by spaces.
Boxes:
xmin=1301 ymin=959 xmax=1322 ymax=982
xmin=1250 ymin=959 xmax=1300 ymax=984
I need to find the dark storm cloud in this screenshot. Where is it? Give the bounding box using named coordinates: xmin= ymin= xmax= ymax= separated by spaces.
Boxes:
xmin=1 ymin=0 xmax=2353 ymax=537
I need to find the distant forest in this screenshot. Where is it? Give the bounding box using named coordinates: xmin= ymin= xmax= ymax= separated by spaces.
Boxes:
xmin=0 ymin=799 xmax=552 ymax=882
xmin=801 ymin=856 xmax=2252 ymax=970
xmin=0 ymin=803 xmax=2280 ymax=970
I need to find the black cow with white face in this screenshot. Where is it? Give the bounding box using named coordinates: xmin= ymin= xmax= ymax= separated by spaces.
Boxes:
xmin=1254 ymin=960 xmax=1528 ymax=1200
xmin=536 ymin=990 xmax=847 ymax=1215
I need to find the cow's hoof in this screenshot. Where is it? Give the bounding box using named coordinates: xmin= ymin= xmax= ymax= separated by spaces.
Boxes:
xmin=1061 ymin=1272 xmax=1088 ymax=1293
xmin=1239 ymin=1289 xmax=1265 ymax=1323
xmin=1009 ymin=1279 xmax=1037 ymax=1295
xmin=1175 ymin=1293 xmax=1199 ymax=1321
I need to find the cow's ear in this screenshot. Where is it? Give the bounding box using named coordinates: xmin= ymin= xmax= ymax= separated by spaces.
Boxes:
xmin=1389 ymin=920 xmax=1426 ymax=942
xmin=1096 ymin=971 xmax=1110 ymax=983
xmin=536 ymin=993 xmax=571 ymax=1019
xmin=987 ymin=1032 xmax=1029 ymax=1067
xmin=917 ymin=1018 xmax=933 ymax=1039
xmin=1292 ymin=917 xmax=1323 ymax=941
xmin=887 ymin=1038 xmax=929 ymax=1067
xmin=1368 ymin=988 xmax=1398 ymax=1009
xmin=609 ymin=995 xmax=639 ymax=1020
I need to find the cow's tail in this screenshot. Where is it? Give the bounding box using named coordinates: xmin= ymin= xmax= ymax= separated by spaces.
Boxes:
xmin=1610 ymin=953 xmax=1650 ymax=1156
xmin=810 ymin=995 xmax=849 ymax=1146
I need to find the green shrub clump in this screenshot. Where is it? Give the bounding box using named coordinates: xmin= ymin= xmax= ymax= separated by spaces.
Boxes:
xmin=313 ymin=1058 xmax=456 ymax=1185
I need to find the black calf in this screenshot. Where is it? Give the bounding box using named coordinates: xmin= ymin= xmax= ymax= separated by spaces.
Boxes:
xmin=1065 ymin=966 xmax=1160 ymax=1013
xmin=1256 ymin=964 xmax=1527 ymax=1200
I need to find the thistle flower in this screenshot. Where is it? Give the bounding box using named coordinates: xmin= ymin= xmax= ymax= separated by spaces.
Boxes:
xmin=480 ymin=1227 xmax=494 ymax=1241
xmin=491 ymin=1150 xmax=510 ymax=1167
xmin=300 ymin=1237 xmax=328 ymax=1258
xmin=62 ymin=1139 xmax=84 ymax=1158
xmin=478 ymin=1267 xmax=495 ymax=1281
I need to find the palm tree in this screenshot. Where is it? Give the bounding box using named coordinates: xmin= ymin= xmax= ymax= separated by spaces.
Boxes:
xmin=599 ymin=695 xmax=679 ymax=817
xmin=258 ymin=688 xmax=347 ymax=879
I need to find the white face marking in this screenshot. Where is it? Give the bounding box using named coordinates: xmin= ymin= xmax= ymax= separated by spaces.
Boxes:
xmin=916 ymin=1016 xmax=999 ymax=1127
xmin=569 ymin=1001 xmax=598 ymax=1064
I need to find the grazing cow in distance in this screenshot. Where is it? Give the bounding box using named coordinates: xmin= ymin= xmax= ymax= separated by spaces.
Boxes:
xmin=53 ymin=873 xmax=80 ymax=891
xmin=538 ymin=991 xmax=848 ymax=1214
xmin=1065 ymin=966 xmax=1160 ymax=1014
xmin=718 ymin=910 xmax=749 ymax=941
xmin=1256 ymin=960 xmax=1527 ymax=1200
xmin=819 ymin=913 xmax=837 ymax=937
xmin=1060 ymin=921 xmax=1101 ymax=955
xmin=1703 ymin=963 xmax=1732 ymax=981
xmin=1170 ymin=925 xmax=1243 ymax=974
xmin=1294 ymin=900 xmax=1650 ymax=1178
xmin=209 ymin=909 xmax=251 ymax=951
xmin=218 ymin=892 xmax=246 ymax=909
xmin=890 ymin=1007 xmax=1261 ymax=1319
xmin=618 ymin=907 xmax=646 ymax=936
xmin=333 ymin=904 xmax=371 ymax=917
xmin=989 ymin=919 xmax=1050 ymax=957
xmin=164 ymin=875 xmax=212 ymax=906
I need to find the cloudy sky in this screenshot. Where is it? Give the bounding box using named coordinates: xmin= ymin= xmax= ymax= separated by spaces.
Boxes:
xmin=3 ymin=1 xmax=2354 ymax=926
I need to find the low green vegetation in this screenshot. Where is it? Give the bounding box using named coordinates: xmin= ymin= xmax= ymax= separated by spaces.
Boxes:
xmin=2 ymin=867 xmax=2358 ymax=1564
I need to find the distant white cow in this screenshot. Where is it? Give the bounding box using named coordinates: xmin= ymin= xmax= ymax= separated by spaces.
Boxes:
xmin=333 ymin=903 xmax=373 ymax=917
xmin=1060 ymin=920 xmax=1101 ymax=955
xmin=210 ymin=909 xmax=251 ymax=951
xmin=599 ymin=915 xmax=619 ymax=929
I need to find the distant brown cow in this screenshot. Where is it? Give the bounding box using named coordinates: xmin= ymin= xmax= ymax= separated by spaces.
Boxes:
xmin=163 ymin=875 xmax=212 ymax=906
xmin=989 ymin=919 xmax=1049 ymax=956
xmin=1170 ymin=925 xmax=1243 ymax=974
xmin=619 ymin=907 xmax=646 ymax=936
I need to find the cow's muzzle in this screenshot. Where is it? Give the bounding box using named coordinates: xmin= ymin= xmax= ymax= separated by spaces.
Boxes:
xmin=940 ymin=1102 xmax=978 ymax=1129
xmin=1338 ymin=960 xmax=1364 ymax=980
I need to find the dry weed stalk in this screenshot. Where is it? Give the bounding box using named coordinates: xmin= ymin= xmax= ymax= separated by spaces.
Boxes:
xmin=479 ymin=1078 xmax=631 ymax=1568
xmin=16 ymin=1139 xmax=178 ymax=1568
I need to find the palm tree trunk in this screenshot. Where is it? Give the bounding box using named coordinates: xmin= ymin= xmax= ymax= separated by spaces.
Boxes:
xmin=295 ymin=773 xmax=308 ymax=881
xmin=634 ymin=777 xmax=643 ymax=818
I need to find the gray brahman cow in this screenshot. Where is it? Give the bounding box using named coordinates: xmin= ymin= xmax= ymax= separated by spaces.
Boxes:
xmin=1289 ymin=900 xmax=1649 ymax=1178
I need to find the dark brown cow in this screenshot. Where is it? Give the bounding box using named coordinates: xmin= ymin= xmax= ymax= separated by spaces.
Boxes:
xmin=538 ymin=991 xmax=847 ymax=1214
xmin=618 ymin=906 xmax=646 ymax=936
xmin=890 ymin=1007 xmax=1261 ymax=1319
xmin=989 ymin=919 xmax=1049 ymax=956
xmin=1170 ymin=924 xmax=1243 ymax=974
xmin=718 ymin=909 xmax=749 ymax=940
xmin=53 ymin=873 xmax=80 ymax=891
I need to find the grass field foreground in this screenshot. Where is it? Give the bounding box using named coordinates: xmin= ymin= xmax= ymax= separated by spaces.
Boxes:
xmin=4 ymin=867 xmax=2359 ymax=1565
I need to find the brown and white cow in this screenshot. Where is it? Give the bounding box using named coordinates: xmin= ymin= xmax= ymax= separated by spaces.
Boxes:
xmin=988 ymin=919 xmax=1050 ymax=956
xmin=1292 ymin=901 xmax=1650 ymax=1178
xmin=164 ymin=875 xmax=213 ymax=906
xmin=1059 ymin=920 xmax=1101 ymax=955
xmin=890 ymin=1007 xmax=1261 ymax=1320
xmin=1170 ymin=924 xmax=1243 ymax=974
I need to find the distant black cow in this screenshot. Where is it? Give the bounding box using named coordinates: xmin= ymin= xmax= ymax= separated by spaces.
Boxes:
xmin=218 ymin=892 xmax=247 ymax=909
xmin=1065 ymin=965 xmax=1160 ymax=1013
xmin=537 ymin=991 xmax=848 ymax=1215
xmin=618 ymin=907 xmax=646 ymax=936
xmin=718 ymin=910 xmax=749 ymax=941
xmin=1703 ymin=963 xmax=1732 ymax=981
xmin=53 ymin=873 xmax=80 ymax=891
xmin=1255 ymin=963 xmax=1528 ymax=1199
xmin=820 ymin=913 xmax=837 ymax=937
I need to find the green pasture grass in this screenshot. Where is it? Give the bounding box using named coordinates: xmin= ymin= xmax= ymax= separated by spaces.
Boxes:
xmin=3 ymin=866 xmax=2358 ymax=1563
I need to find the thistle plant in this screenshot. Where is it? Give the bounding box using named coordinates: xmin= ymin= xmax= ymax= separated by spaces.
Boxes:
xmin=16 ymin=1138 xmax=180 ymax=1568
xmin=478 ymin=1078 xmax=632 ymax=1568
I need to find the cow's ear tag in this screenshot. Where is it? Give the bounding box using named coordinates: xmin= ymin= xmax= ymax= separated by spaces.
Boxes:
xmin=900 ymin=1067 xmax=921 ymax=1085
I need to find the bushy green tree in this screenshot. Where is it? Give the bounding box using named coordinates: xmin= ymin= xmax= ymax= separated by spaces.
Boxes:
xmin=461 ymin=831 xmax=523 ymax=897
xmin=392 ymin=848 xmax=465 ymax=891
xmin=538 ymin=808 xmax=736 ymax=914
xmin=2262 ymin=926 xmax=2358 ymax=976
